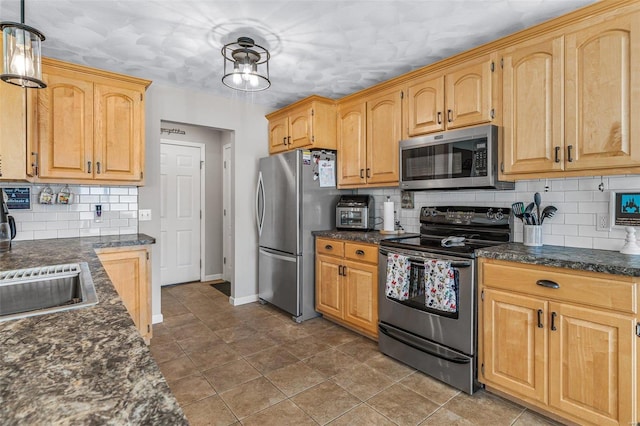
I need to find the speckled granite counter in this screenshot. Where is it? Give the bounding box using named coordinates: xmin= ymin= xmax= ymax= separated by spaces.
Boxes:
xmin=476 ymin=242 xmax=640 ymax=277
xmin=0 ymin=235 xmax=187 ymax=425
xmin=312 ymin=230 xmax=419 ymax=244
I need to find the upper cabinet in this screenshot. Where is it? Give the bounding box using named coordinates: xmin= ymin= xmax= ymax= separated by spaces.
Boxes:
xmin=502 ymin=7 xmax=640 ymax=179
xmin=403 ymin=54 xmax=496 ymax=139
xmin=266 ymin=95 xmax=336 ymax=154
xmin=35 ymin=59 xmax=150 ymax=183
xmin=0 ymin=81 xmax=36 ymax=180
xmin=337 ymin=86 xmax=402 ymax=188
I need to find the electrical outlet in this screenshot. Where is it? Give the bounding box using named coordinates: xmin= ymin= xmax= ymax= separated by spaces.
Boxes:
xmin=138 ymin=209 xmax=152 ymax=221
xmin=596 ymin=213 xmax=610 ymax=231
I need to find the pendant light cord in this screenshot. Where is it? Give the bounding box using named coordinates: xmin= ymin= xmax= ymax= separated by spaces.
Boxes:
xmin=20 ymin=0 xmax=25 ymax=24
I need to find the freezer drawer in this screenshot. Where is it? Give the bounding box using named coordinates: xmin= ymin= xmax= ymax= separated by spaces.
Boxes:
xmin=258 ymin=247 xmax=300 ymax=317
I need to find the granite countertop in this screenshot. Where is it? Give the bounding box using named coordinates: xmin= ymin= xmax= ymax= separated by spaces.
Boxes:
xmin=313 ymin=229 xmax=420 ymax=245
xmin=477 ymin=242 xmax=640 ymax=277
xmin=0 ymin=234 xmax=187 ymax=425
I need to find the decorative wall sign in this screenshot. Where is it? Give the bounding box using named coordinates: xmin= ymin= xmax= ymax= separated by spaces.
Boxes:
xmin=3 ymin=187 xmax=31 ymax=210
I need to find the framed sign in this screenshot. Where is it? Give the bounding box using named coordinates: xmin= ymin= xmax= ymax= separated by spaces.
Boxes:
xmin=2 ymin=187 xmax=31 ymax=210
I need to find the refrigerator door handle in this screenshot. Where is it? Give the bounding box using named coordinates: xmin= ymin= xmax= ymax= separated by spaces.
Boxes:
xmin=259 ymin=247 xmax=297 ymax=262
xmin=256 ymin=172 xmax=265 ymax=236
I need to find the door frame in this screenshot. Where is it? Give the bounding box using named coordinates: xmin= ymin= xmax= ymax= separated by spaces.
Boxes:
xmin=160 ymin=139 xmax=206 ymax=282
xmin=223 ymin=143 xmax=233 ymax=284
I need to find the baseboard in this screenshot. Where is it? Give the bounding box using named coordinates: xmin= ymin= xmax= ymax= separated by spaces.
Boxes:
xmin=152 ymin=314 xmax=164 ymax=324
xmin=230 ymin=294 xmax=259 ymax=306
xmin=204 ymin=273 xmax=222 ymax=281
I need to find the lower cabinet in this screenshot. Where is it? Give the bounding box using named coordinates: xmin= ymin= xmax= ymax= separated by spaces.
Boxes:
xmin=478 ymin=258 xmax=636 ymax=426
xmin=315 ymin=237 xmax=379 ymax=339
xmin=97 ymin=245 xmax=152 ymax=344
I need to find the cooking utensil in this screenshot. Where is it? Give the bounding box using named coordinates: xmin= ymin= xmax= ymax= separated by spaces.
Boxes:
xmin=524 ymin=202 xmax=535 ymax=218
xmin=511 ymin=202 xmax=524 ymax=223
xmin=540 ymin=206 xmax=557 ymax=223
xmin=534 ymin=192 xmax=541 ymax=224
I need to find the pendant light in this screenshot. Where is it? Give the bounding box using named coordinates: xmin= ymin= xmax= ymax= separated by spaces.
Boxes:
xmin=221 ymin=37 xmax=270 ymax=92
xmin=0 ymin=0 xmax=46 ymax=89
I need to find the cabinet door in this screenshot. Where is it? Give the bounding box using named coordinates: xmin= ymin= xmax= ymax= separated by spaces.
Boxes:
xmin=337 ymin=100 xmax=367 ymax=187
xmin=343 ymin=259 xmax=378 ymax=336
xmin=0 ymin=82 xmax=35 ymax=180
xmin=548 ymin=302 xmax=634 ymax=426
xmin=405 ymin=75 xmax=445 ymax=137
xmin=288 ymin=107 xmax=312 ymax=149
xmin=502 ymin=37 xmax=564 ymax=175
xmin=366 ymin=88 xmax=401 ymax=185
xmin=98 ymin=248 xmax=151 ymax=342
xmin=94 ymin=83 xmax=144 ymax=181
xmin=482 ymin=289 xmax=548 ymax=404
xmin=315 ymin=254 xmax=343 ymax=319
xmin=565 ymin=12 xmax=640 ymax=171
xmin=445 ymin=57 xmax=493 ymax=129
xmin=38 ymin=70 xmax=94 ymax=179
xmin=268 ymin=115 xmax=289 ymax=154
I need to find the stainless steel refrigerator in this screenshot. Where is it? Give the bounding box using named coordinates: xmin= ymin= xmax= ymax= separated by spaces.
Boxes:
xmin=256 ymin=149 xmax=342 ymax=322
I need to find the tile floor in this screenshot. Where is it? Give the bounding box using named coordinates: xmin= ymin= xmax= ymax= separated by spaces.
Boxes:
xmin=150 ymin=281 xmax=564 ymax=426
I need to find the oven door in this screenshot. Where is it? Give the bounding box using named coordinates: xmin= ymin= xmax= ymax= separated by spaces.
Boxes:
xmin=378 ymin=246 xmax=475 ymax=355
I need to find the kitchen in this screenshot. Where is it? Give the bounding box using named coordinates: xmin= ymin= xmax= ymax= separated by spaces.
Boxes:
xmin=1 ymin=0 xmax=639 ymax=424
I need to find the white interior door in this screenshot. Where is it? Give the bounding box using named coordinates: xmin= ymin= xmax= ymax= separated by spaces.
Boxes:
xmin=160 ymin=142 xmax=203 ymax=286
xmin=223 ymin=144 xmax=233 ymax=283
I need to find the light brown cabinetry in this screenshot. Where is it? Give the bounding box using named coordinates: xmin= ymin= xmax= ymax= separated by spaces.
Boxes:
xmin=266 ymin=95 xmax=336 ymax=154
xmin=502 ymin=9 xmax=640 ymax=178
xmin=35 ymin=58 xmax=149 ymax=183
xmin=337 ymin=86 xmax=402 ymax=188
xmin=478 ymin=258 xmax=636 ymax=426
xmin=97 ymin=245 xmax=152 ymax=344
xmin=403 ymin=54 xmax=495 ymax=138
xmin=315 ymin=237 xmax=379 ymax=338
xmin=0 ymin=82 xmax=36 ymax=180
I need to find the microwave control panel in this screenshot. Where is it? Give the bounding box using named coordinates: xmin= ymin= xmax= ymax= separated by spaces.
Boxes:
xmin=472 ymin=142 xmax=487 ymax=176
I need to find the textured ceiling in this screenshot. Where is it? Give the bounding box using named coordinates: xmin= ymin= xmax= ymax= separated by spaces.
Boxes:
xmin=0 ymin=0 xmax=596 ymax=109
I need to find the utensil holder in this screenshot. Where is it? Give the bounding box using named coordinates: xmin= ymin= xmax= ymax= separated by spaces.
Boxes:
xmin=523 ymin=225 xmax=543 ymax=247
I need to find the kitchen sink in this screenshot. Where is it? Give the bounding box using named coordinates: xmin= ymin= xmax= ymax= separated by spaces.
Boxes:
xmin=0 ymin=263 xmax=98 ymax=322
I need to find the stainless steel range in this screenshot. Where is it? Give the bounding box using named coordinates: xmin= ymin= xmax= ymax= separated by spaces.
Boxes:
xmin=378 ymin=205 xmax=511 ymax=394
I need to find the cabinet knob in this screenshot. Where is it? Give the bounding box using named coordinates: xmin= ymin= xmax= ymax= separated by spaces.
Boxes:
xmin=325 ymin=244 xmax=333 ymax=250
xmin=355 ymin=249 xmax=365 ymax=255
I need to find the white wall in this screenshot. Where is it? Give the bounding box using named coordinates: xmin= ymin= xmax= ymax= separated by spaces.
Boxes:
xmin=360 ymin=175 xmax=640 ymax=252
xmin=140 ymin=84 xmax=270 ymax=322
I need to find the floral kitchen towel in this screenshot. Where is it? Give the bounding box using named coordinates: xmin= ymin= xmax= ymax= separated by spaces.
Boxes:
xmin=386 ymin=253 xmax=411 ymax=301
xmin=425 ymin=260 xmax=458 ymax=313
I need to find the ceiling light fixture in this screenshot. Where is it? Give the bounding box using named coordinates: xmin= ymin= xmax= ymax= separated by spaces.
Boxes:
xmin=221 ymin=37 xmax=270 ymax=92
xmin=0 ymin=0 xmax=46 ymax=89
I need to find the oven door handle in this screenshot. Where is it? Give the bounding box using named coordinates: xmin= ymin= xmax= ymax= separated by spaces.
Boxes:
xmin=378 ymin=324 xmax=471 ymax=364
xmin=380 ymin=249 xmax=471 ymax=268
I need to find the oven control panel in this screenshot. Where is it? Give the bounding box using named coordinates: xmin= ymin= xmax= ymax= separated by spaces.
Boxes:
xmin=420 ymin=206 xmax=510 ymax=226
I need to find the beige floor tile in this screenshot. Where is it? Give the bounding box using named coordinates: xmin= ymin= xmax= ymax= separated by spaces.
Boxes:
xmin=215 ymin=324 xmax=258 ymax=343
xmin=316 ymin=326 xmax=359 ymax=346
xmin=303 ymin=348 xmax=361 ymax=377
xmin=296 ymin=317 xmax=336 ymax=335
xmin=228 ymin=336 xmax=278 ymax=357
xmin=240 ymin=400 xmax=318 ymax=426
xmin=172 ymin=322 xmax=220 ymax=342
xmin=162 ymin=301 xmax=191 ymax=318
xmin=328 ymin=404 xmax=396 ymax=426
xmin=331 ymin=363 xmax=394 ymax=401
xmin=245 ymin=346 xmax=300 ymax=374
xmin=250 ymin=315 xmax=291 ymax=333
xmin=400 ymin=371 xmax=460 ymax=405
xmin=168 ymin=374 xmax=216 ymax=406
xmin=512 ymin=409 xmax=566 ymax=426
xmin=265 ymin=323 xmax=311 ymax=344
xmin=151 ymin=323 xmax=172 ymax=337
xmin=159 ymin=355 xmax=199 ymax=382
xmin=164 ymin=312 xmax=199 ymax=328
xmin=290 ymin=381 xmax=361 ymax=425
xmin=280 ymin=335 xmax=332 ymax=360
xmin=187 ymin=344 xmax=242 ymax=371
xmin=149 ymin=341 xmax=185 ymax=364
xmin=202 ymin=358 xmax=261 ymax=393
xmin=367 ymin=383 xmax=440 ymax=426
xmin=265 ymin=361 xmax=327 ymax=397
xmin=176 ymin=335 xmax=223 ymax=354
xmin=149 ymin=331 xmax=175 ymax=347
xmin=364 ymin=352 xmax=415 ymax=380
xmin=419 ymin=407 xmax=475 ymax=425
xmin=335 ymin=336 xmax=380 ymax=363
xmin=181 ymin=394 xmax=237 ymax=426
xmin=219 ymin=377 xmax=286 ymax=419
xmin=443 ymin=390 xmax=525 ymax=426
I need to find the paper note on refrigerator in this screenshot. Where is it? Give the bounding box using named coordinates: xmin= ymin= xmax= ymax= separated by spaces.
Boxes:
xmin=318 ymin=160 xmax=336 ymax=187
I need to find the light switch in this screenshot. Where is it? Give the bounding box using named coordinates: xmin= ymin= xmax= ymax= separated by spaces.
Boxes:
xmin=139 ymin=209 xmax=152 ymax=221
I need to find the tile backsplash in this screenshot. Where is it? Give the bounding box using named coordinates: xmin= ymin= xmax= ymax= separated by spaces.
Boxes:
xmin=1 ymin=184 xmax=138 ymax=241
xmin=361 ymin=175 xmax=640 ymax=252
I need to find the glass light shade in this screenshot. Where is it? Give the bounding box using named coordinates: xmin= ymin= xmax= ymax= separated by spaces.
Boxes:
xmin=221 ymin=37 xmax=270 ymax=92
xmin=1 ymin=23 xmax=46 ymax=88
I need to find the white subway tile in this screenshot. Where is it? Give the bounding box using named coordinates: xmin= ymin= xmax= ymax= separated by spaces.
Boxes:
xmin=564 ymin=236 xmax=593 ymax=248
xmin=577 ymin=225 xmax=609 ymax=238
xmin=56 ymin=212 xmax=80 ymax=221
xmin=80 ymin=195 xmax=100 ymax=204
xmin=58 ymin=229 xmax=80 ymax=239
xmin=22 ymin=222 xmax=47 ymax=231
xmin=118 ymin=226 xmax=138 ymax=235
xmin=565 ymin=191 xmax=592 ymax=202
xmin=544 ymin=234 xmax=564 ymax=246
xmin=128 ymin=187 xmax=138 ymax=195
xmin=109 ymin=187 xmax=129 ymax=195
xmin=593 ymin=237 xmax=624 ymax=251
xmin=38 ymin=230 xmax=59 ymax=240
xmin=607 ymin=175 xmax=640 ymax=190
xmin=11 ymin=212 xmax=33 ymax=222
xmin=550 ymin=224 xmax=578 ymax=236
xmin=79 ymin=228 xmax=100 ymax=237
xmin=564 ymin=214 xmax=594 ymax=226
xmin=110 ymin=219 xmax=129 ymax=228
xmin=578 ymin=201 xmax=608 ymax=214
xmin=119 ymin=211 xmax=136 ymax=219
xmin=100 ymin=195 xmax=119 ymax=203
xmin=100 ymin=228 xmax=119 ymax=236
xmin=47 ymin=221 xmax=68 ymax=230
xmin=90 ymin=187 xmax=109 ymax=195
xmin=79 ymin=212 xmax=94 ymax=221
xmin=119 ymin=195 xmax=138 ymax=203
xmin=128 ymin=203 xmax=138 ymax=211
xmin=14 ymin=230 xmax=33 ymax=241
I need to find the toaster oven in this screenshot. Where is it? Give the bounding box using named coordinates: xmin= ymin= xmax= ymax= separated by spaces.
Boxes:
xmin=336 ymin=195 xmax=374 ymax=230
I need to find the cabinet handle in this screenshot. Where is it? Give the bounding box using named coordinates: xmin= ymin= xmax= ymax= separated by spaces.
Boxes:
xmin=287 ymin=136 xmax=291 ymax=145
xmin=338 ymin=265 xmax=342 ymax=276
xmin=537 ymin=309 xmax=544 ymax=328
xmin=325 ymin=244 xmax=333 ymax=250
xmin=554 ymin=147 xmax=560 ymax=163
xmin=283 ymin=137 xmax=287 ymax=146
xmin=551 ymin=312 xmax=557 ymax=331
xmin=87 ymin=161 xmax=92 ymax=174
xmin=355 ymin=249 xmax=365 ymax=255
xmin=447 ymin=109 xmax=453 ymax=123
xmin=536 ymin=279 xmax=560 ymax=289
xmin=437 ymin=111 xmax=442 ymax=124
xmin=96 ymin=161 xmax=101 ymax=174
xmin=30 ymin=152 xmax=39 ymax=177
xmin=567 ymin=145 xmax=573 ymax=162
xmin=342 ymin=266 xmax=347 ymax=276
xmin=360 ymin=169 xmax=364 ymax=179
xmin=366 ymin=168 xmax=371 ymax=178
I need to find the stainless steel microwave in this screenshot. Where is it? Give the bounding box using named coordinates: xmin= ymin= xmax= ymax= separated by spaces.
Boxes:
xmin=399 ymin=124 xmax=514 ymax=190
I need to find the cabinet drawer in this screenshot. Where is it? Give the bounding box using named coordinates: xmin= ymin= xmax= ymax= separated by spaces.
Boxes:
xmin=344 ymin=242 xmax=378 ymax=264
xmin=316 ymin=238 xmax=344 ymax=257
xmin=481 ymin=260 xmax=637 ymax=314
